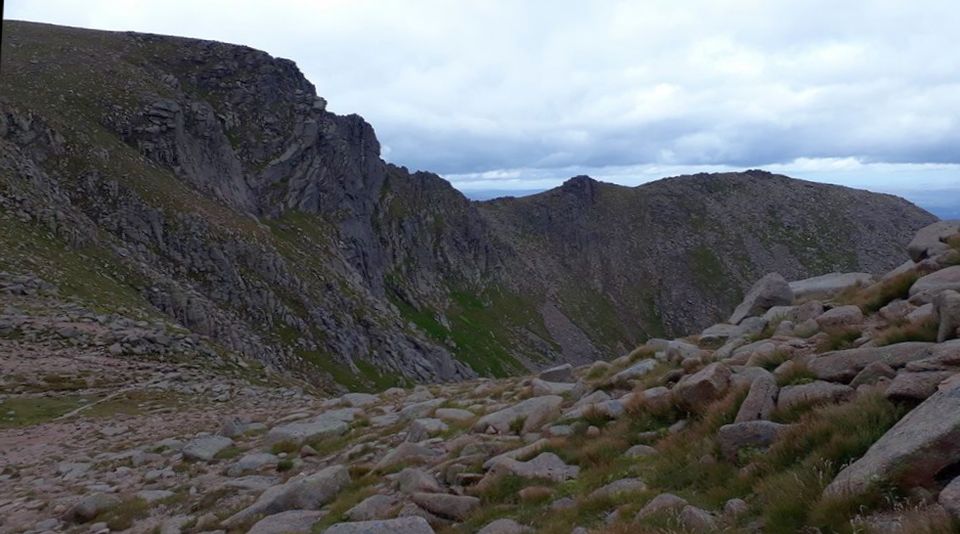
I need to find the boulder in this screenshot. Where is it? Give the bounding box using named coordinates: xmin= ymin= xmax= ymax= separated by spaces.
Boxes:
xmin=935 ymin=290 xmax=960 ymax=342
xmin=911 ymin=266 xmax=960 ymax=298
xmin=734 ymin=370 xmax=778 ymax=422
xmin=223 ymin=465 xmax=350 ymax=527
xmin=477 ymin=518 xmax=531 ymax=534
xmin=815 ymin=305 xmax=864 ymax=331
xmin=530 ymin=378 xmax=576 ymax=396
xmin=825 ymin=383 xmax=960 ymax=496
xmin=373 ymin=442 xmax=440 ymax=472
xmin=266 ymin=416 xmax=349 ymax=446
xmin=673 ymin=362 xmax=732 ymax=410
xmin=538 ymin=364 xmax=573 ymax=382
xmin=717 ymin=420 xmax=787 ymax=460
xmin=885 ymin=371 xmax=954 ymax=401
xmin=777 ymin=381 xmax=853 ymax=411
xmin=907 ymin=220 xmax=960 ymax=262
xmin=472 ymin=395 xmax=563 ymax=434
xmin=434 ymin=408 xmax=475 ymax=423
xmin=938 ymin=476 xmax=960 ymax=520
xmin=396 ymin=468 xmax=443 ymax=495
xmin=626 ymin=444 xmax=658 ymax=457
xmin=341 ymin=393 xmax=379 ymax=407
xmin=486 ymin=452 xmax=579 ymax=482
xmin=729 ymin=273 xmax=794 ymax=325
xmin=249 ymin=510 xmax=326 ymax=534
xmin=679 ymin=505 xmax=718 ymax=531
xmin=850 ymin=361 xmax=896 ymax=388
xmin=808 ymin=342 xmax=934 ymax=382
xmin=410 ymin=493 xmax=479 ymax=520
xmin=182 ymin=435 xmax=234 ymax=462
xmin=636 ymin=493 xmax=688 ymax=519
xmin=227 ymin=453 xmax=279 ymax=477
xmin=789 ymin=272 xmax=874 ymax=300
xmin=399 ymin=399 xmax=446 ymax=421
xmin=322 ymin=517 xmax=434 ymax=534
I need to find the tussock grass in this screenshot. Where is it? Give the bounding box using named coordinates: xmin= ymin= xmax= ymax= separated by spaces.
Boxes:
xmin=816 ymin=328 xmax=861 ymax=352
xmin=837 ymin=271 xmax=919 ymax=314
xmin=875 ymin=317 xmax=939 ymax=346
xmin=775 ymin=361 xmax=817 ymax=387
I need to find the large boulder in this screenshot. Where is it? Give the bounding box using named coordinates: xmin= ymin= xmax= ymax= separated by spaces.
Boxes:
xmin=65 ymin=493 xmax=121 ymax=523
xmin=673 ymin=362 xmax=732 ymax=410
xmin=472 ymin=396 xmax=563 ymax=434
xmin=815 ymin=305 xmax=864 ymax=331
xmin=486 ymin=452 xmax=579 ymax=482
xmin=789 ymin=272 xmax=874 ymax=300
xmin=538 ymin=364 xmax=573 ymax=382
xmin=182 ymin=435 xmax=234 ymax=462
xmin=609 ymin=359 xmax=658 ymax=382
xmin=223 ymin=465 xmax=350 ymax=527
xmin=907 ymin=220 xmax=960 ymax=262
xmin=729 ymin=273 xmax=794 ymax=325
xmin=808 ymin=342 xmax=935 ymax=382
xmin=885 ymin=371 xmax=954 ymax=401
xmin=910 ymin=266 xmax=960 ymax=299
xmin=410 ymin=493 xmax=480 ymax=520
xmin=825 ymin=383 xmax=960 ymax=496
xmin=935 ymin=290 xmax=960 ymax=342
xmin=734 ymin=370 xmax=778 ymax=422
xmin=323 ymin=517 xmax=434 ymax=534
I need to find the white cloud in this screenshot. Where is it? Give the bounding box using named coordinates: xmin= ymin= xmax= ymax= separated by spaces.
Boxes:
xmin=6 ymin=0 xmax=960 ymax=210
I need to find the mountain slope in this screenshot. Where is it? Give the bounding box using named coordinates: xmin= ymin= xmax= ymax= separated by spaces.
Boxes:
xmin=0 ymin=21 xmax=937 ymax=388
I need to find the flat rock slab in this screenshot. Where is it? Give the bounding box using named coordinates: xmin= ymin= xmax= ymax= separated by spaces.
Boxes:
xmin=266 ymin=416 xmax=349 ymax=445
xmin=911 ymin=266 xmax=960 ymax=298
xmin=472 ymin=395 xmax=563 ymax=434
xmin=249 ymin=510 xmax=327 ymax=534
xmin=410 ymin=492 xmax=480 ymax=520
xmin=487 ymin=452 xmax=579 ymax=482
xmin=789 ymin=272 xmax=874 ymax=300
xmin=223 ymin=465 xmax=350 ymax=527
xmin=809 ymin=342 xmax=934 ymax=382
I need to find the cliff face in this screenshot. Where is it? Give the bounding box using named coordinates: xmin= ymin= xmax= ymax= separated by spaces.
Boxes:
xmin=0 ymin=21 xmax=937 ymax=388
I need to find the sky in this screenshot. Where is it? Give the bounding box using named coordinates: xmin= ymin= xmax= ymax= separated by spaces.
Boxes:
xmin=5 ymin=1 xmax=959 ymax=218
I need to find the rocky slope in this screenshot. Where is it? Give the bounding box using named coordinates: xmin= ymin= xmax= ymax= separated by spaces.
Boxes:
xmin=3 ymin=220 xmax=960 ymax=534
xmin=0 ymin=20 xmax=938 ymax=388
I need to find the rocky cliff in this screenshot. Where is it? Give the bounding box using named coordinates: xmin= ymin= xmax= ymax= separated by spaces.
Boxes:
xmin=0 ymin=21 xmax=938 ymax=388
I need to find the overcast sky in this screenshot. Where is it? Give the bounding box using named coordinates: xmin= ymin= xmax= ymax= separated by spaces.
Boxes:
xmin=5 ymin=1 xmax=959 ymax=217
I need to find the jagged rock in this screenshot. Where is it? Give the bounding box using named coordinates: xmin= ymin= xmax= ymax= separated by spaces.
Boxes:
xmin=407 ymin=418 xmax=448 ymax=442
xmin=809 ymin=342 xmax=934 ymax=382
xmin=673 ymin=362 xmax=732 ymax=410
xmin=816 ymin=305 xmax=864 ymax=331
xmin=266 ymin=416 xmax=349 ymax=446
xmin=885 ymin=371 xmax=954 ymax=401
xmin=636 ymin=493 xmax=688 ymax=519
xmin=249 ymin=510 xmax=327 ymax=534
xmin=538 ymin=364 xmax=573 ymax=382
xmin=777 ymin=381 xmax=853 ymax=411
xmin=182 ymin=435 xmax=233 ymax=462
xmin=717 ymin=420 xmax=787 ymax=460
xmin=323 ymin=517 xmax=434 ymax=534
xmin=935 ymin=290 xmax=960 ymax=342
xmin=908 ymin=220 xmax=960 ymax=262
xmin=223 ymin=465 xmax=350 ymax=527
xmin=825 ymin=383 xmax=960 ymax=496
xmin=735 ymin=370 xmax=778 ymax=422
xmin=472 ymin=396 xmax=563 ymax=434
xmin=346 ymin=494 xmax=399 ymax=521
xmin=911 ymin=266 xmax=960 ymax=299
xmin=729 ymin=273 xmax=794 ymax=325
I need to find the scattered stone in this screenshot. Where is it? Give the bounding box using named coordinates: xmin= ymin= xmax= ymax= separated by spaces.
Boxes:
xmin=609 ymin=359 xmax=658 ymax=382
xmin=434 ymin=408 xmax=474 ymax=423
xmin=679 ymin=505 xmax=717 ymax=531
xmin=626 ymin=444 xmax=658 ymax=457
xmin=673 ymin=362 xmax=732 ymax=410
xmin=66 ymin=493 xmax=121 ymax=523
xmin=816 ymin=305 xmax=864 ymax=331
xmin=809 ymin=342 xmax=934 ymax=382
xmin=717 ymin=420 xmax=787 ymax=460
xmin=885 ymin=371 xmax=954 ymax=401
xmin=223 ymin=465 xmax=350 ymax=527
xmin=486 ymin=452 xmax=580 ymax=482
xmin=911 ymin=266 xmax=960 ymax=299
xmin=249 ymin=510 xmax=327 ymax=534
xmin=538 ymin=364 xmax=573 ymax=382
xmin=346 ymin=494 xmax=398 ymax=521
xmin=636 ymin=493 xmax=688 ymax=519
xmin=735 ymin=369 xmax=778 ymax=422
xmin=407 ymin=418 xmax=448 ymax=442
xmin=908 ymin=220 xmax=960 ymax=262
xmin=322 ymin=517 xmax=434 ymax=534
xmin=477 ymin=518 xmax=530 ymax=534
xmin=410 ymin=493 xmax=479 ymax=521
xmin=266 ymin=416 xmax=349 ymax=446
xmin=777 ymin=381 xmax=853 ymax=411
xmin=472 ymin=396 xmax=563 ymax=434
xmin=789 ymin=272 xmax=874 ymax=300
xmin=588 ymin=478 xmax=647 ymax=500
xmin=181 ymin=435 xmax=234 ymax=462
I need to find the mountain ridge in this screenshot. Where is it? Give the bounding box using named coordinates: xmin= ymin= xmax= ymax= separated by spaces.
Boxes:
xmin=0 ymin=20 xmax=937 ymax=389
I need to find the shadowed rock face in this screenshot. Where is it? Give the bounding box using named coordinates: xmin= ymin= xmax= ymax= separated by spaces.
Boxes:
xmin=0 ymin=20 xmax=937 ymax=386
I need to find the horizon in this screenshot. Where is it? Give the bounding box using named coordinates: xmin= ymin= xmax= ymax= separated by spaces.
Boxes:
xmin=4 ymin=1 xmax=959 ymax=219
